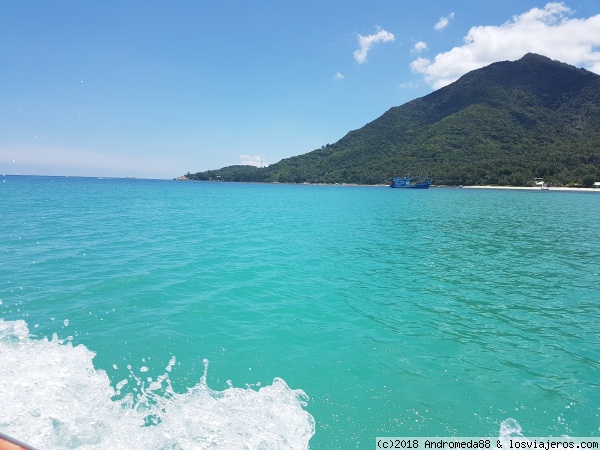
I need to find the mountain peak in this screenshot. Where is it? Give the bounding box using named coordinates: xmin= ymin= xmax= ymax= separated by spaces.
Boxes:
xmin=519 ymin=52 xmax=551 ymax=62
xmin=426 ymin=52 xmax=599 ymax=110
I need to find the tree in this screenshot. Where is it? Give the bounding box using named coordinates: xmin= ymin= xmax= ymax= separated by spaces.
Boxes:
xmin=582 ymin=175 xmax=596 ymax=188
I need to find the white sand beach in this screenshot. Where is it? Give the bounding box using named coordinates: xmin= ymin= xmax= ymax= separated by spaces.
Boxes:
xmin=461 ymin=185 xmax=600 ymax=192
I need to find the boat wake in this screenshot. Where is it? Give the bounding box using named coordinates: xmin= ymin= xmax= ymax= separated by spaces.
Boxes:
xmin=0 ymin=319 xmax=315 ymax=450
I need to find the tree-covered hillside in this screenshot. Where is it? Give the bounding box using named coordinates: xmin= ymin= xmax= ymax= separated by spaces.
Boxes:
xmin=185 ymin=53 xmax=600 ymax=186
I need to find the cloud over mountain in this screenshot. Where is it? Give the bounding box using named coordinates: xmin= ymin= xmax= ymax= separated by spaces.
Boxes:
xmin=412 ymin=2 xmax=600 ymax=89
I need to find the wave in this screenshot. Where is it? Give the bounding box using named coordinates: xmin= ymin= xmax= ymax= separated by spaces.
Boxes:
xmin=0 ymin=319 xmax=315 ymax=449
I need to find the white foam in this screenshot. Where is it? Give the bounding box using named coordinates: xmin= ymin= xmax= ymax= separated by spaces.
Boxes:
xmin=0 ymin=319 xmax=315 ymax=449
xmin=499 ymin=418 xmax=525 ymax=439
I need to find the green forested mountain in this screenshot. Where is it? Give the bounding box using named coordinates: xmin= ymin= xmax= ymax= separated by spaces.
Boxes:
xmin=186 ymin=53 xmax=600 ymax=186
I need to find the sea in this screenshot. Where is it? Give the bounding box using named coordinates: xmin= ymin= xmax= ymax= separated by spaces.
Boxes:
xmin=1 ymin=175 xmax=598 ymax=450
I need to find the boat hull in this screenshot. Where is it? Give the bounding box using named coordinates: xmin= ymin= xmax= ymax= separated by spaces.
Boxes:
xmin=390 ymin=183 xmax=431 ymax=189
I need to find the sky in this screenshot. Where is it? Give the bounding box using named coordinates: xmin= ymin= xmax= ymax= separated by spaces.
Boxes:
xmin=1 ymin=0 xmax=599 ymax=179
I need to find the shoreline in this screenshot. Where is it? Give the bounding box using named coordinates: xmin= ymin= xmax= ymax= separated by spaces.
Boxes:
xmin=460 ymin=185 xmax=600 ymax=192
xmin=177 ymin=177 xmax=600 ymax=191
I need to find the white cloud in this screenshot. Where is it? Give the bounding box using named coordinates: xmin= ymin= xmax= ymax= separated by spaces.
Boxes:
xmin=413 ymin=41 xmax=428 ymax=53
xmin=399 ymin=81 xmax=419 ymax=89
xmin=410 ymin=57 xmax=431 ymax=74
xmin=333 ymin=72 xmax=345 ymax=80
xmin=240 ymin=154 xmax=267 ymax=167
xmin=412 ymin=2 xmax=600 ymax=89
xmin=434 ymin=12 xmax=455 ymax=31
xmin=353 ymin=28 xmax=395 ymax=64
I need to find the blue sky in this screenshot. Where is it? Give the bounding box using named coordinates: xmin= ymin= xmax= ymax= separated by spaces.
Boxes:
xmin=1 ymin=1 xmax=599 ymax=179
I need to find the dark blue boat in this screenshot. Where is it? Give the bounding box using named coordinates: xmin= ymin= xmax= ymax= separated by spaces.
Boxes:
xmin=389 ymin=176 xmax=431 ymax=189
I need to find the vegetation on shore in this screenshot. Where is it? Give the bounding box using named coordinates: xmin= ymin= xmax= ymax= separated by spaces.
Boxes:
xmin=185 ymin=54 xmax=600 ymax=187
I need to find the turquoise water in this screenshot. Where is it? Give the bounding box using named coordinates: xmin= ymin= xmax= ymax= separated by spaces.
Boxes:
xmin=1 ymin=175 xmax=599 ymax=449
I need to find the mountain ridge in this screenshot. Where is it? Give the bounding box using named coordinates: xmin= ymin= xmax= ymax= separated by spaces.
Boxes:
xmin=186 ymin=53 xmax=600 ymax=186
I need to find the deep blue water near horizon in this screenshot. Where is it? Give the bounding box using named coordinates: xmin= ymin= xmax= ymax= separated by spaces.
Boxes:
xmin=1 ymin=175 xmax=599 ymax=449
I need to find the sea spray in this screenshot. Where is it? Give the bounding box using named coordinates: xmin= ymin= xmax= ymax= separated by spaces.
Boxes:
xmin=0 ymin=319 xmax=315 ymax=449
